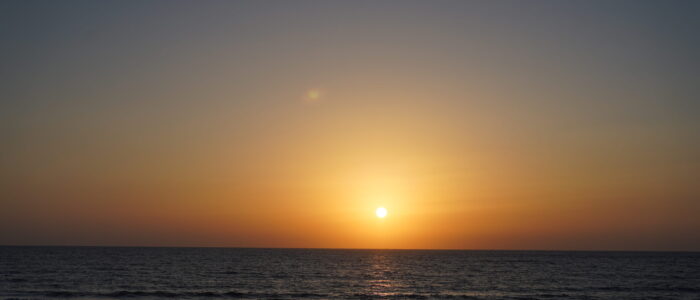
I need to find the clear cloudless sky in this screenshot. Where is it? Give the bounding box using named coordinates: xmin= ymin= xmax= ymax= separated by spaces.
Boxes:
xmin=1 ymin=0 xmax=699 ymax=250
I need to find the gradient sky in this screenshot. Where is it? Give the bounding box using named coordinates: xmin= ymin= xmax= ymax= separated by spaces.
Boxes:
xmin=1 ymin=0 xmax=699 ymax=250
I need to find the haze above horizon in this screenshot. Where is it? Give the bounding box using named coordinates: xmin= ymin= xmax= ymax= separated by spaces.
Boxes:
xmin=1 ymin=0 xmax=698 ymax=251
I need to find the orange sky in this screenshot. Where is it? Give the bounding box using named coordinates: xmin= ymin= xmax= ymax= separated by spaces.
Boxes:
xmin=1 ymin=1 xmax=699 ymax=250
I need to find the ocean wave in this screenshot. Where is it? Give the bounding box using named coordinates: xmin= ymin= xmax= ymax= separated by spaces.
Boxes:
xmin=597 ymin=286 xmax=700 ymax=293
xmin=15 ymin=290 xmax=503 ymax=299
xmin=10 ymin=289 xmax=700 ymax=299
xmin=23 ymin=290 xmax=330 ymax=298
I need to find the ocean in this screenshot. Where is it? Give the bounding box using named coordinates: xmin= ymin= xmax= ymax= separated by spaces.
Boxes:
xmin=0 ymin=246 xmax=698 ymax=299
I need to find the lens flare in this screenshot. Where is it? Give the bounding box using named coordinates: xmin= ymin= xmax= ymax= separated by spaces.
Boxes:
xmin=302 ymin=88 xmax=324 ymax=104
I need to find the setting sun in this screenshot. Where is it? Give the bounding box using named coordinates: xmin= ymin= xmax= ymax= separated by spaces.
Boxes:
xmin=375 ymin=207 xmax=388 ymax=218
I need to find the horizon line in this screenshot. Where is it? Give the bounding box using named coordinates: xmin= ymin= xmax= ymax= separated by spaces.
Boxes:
xmin=1 ymin=244 xmax=697 ymax=253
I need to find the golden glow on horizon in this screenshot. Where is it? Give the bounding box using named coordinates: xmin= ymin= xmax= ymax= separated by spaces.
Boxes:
xmin=375 ymin=207 xmax=387 ymax=218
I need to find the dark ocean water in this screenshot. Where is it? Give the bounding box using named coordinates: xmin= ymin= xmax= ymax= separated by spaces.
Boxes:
xmin=0 ymin=247 xmax=698 ymax=300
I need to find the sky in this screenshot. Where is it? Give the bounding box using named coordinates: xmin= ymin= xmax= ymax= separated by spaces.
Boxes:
xmin=1 ymin=0 xmax=699 ymax=251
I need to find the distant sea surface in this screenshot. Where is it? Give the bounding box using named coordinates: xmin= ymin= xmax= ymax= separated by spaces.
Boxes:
xmin=1 ymin=246 xmax=698 ymax=299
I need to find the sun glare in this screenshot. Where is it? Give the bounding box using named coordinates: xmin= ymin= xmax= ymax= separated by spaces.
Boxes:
xmin=375 ymin=207 xmax=388 ymax=218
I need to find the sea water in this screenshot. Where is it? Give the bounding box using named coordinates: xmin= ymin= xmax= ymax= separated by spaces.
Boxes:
xmin=1 ymin=246 xmax=698 ymax=299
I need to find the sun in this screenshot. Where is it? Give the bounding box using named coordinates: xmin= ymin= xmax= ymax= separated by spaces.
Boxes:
xmin=375 ymin=207 xmax=388 ymax=218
